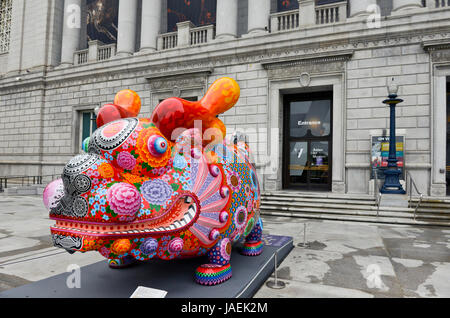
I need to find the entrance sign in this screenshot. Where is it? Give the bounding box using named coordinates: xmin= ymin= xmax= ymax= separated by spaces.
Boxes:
xmin=371 ymin=136 xmax=404 ymax=180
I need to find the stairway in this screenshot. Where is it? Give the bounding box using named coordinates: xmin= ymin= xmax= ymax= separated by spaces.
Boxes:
xmin=260 ymin=191 xmax=450 ymax=227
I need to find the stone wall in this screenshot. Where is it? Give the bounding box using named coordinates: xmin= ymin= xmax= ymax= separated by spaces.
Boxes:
xmin=1 ymin=3 xmax=450 ymax=196
xmin=346 ymin=43 xmax=431 ymax=194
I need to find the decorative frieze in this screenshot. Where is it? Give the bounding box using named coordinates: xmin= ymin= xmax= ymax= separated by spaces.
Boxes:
xmin=145 ymin=67 xmax=213 ymax=93
xmin=422 ymin=39 xmax=450 ymax=62
xmin=261 ymin=50 xmax=353 ymax=78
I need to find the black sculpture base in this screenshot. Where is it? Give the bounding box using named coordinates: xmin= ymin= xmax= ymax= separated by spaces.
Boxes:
xmin=0 ymin=235 xmax=293 ymax=298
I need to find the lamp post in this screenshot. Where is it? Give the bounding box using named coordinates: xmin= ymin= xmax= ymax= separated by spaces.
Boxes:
xmin=380 ymin=78 xmax=406 ymax=194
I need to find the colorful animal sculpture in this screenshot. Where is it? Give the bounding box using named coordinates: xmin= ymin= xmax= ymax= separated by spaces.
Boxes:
xmin=43 ymin=77 xmax=263 ymax=286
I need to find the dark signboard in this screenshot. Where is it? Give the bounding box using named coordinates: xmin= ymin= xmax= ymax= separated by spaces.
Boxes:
xmin=371 ymin=136 xmax=404 ymax=180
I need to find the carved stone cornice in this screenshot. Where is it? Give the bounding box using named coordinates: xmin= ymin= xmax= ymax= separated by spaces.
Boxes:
xmin=422 ymin=39 xmax=450 ymax=63
xmin=422 ymin=39 xmax=450 ymax=52
xmin=261 ymin=50 xmax=354 ymax=69
xmin=146 ymin=67 xmax=213 ymax=93
xmin=262 ymin=50 xmax=353 ymax=79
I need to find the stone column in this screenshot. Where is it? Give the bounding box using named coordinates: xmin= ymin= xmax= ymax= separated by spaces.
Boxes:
xmin=140 ymin=0 xmax=162 ymax=52
xmin=60 ymin=0 xmax=82 ymax=65
xmin=349 ymin=0 xmax=377 ymax=17
xmin=392 ymin=0 xmax=423 ymax=12
xmin=116 ymin=0 xmax=138 ymax=57
xmin=299 ymin=0 xmax=316 ymax=27
xmin=247 ymin=0 xmax=271 ymax=35
xmin=216 ymin=0 xmax=238 ymax=40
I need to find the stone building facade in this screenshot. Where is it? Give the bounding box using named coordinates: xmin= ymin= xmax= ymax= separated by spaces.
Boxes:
xmin=0 ymin=0 xmax=450 ymax=197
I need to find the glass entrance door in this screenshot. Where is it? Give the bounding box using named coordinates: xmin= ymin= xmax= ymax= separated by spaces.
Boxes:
xmin=283 ymin=92 xmax=332 ymax=190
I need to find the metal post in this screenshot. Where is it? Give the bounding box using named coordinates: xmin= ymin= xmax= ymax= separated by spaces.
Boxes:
xmin=266 ymin=251 xmax=286 ymax=289
xmin=298 ymin=223 xmax=308 ymax=248
xmin=303 ymin=223 xmax=307 ymax=246
xmin=380 ymin=88 xmax=406 ymax=194
xmin=409 ymin=174 xmax=412 ymax=208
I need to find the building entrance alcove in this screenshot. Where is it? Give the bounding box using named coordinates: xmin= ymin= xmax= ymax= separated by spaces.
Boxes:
xmin=282 ymin=91 xmax=333 ymax=191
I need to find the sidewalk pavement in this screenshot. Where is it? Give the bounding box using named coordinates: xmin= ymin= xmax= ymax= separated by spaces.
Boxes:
xmin=0 ymin=195 xmax=449 ymax=297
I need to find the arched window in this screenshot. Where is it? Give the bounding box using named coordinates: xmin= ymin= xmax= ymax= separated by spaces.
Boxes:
xmin=0 ymin=0 xmax=12 ymax=53
xmin=167 ymin=0 xmax=216 ymax=32
xmin=86 ymin=0 xmax=118 ymax=45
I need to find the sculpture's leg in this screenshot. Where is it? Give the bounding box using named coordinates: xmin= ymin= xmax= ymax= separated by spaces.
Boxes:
xmin=241 ymin=217 xmax=263 ymax=256
xmin=108 ymin=255 xmax=137 ymax=269
xmin=194 ymin=238 xmax=232 ymax=286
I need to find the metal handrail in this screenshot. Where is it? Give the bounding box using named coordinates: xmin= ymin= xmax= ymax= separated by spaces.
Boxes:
xmin=0 ymin=174 xmax=60 ymax=193
xmin=374 ymin=170 xmax=382 ymax=217
xmin=406 ymin=171 xmax=423 ymax=221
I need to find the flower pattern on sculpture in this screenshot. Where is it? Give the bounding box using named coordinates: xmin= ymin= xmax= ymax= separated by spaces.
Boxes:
xmin=140 ymin=238 xmax=159 ymax=255
xmin=117 ymin=152 xmax=136 ymax=170
xmin=141 ymin=179 xmax=173 ymax=206
xmin=227 ymin=171 xmax=241 ymax=193
xmin=106 ymin=182 xmax=141 ymax=219
xmin=168 ymin=238 xmax=184 ymax=254
xmin=98 ymin=163 xmax=115 ymax=179
xmin=136 ymin=127 xmax=172 ymax=169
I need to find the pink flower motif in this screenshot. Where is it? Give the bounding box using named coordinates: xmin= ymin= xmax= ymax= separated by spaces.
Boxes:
xmin=106 ymin=183 xmax=141 ymax=219
xmin=99 ymin=246 xmax=110 ymax=258
xmin=117 ymin=152 xmax=136 ymax=170
xmin=168 ymin=238 xmax=184 ymax=254
xmin=162 ymin=174 xmax=171 ymax=182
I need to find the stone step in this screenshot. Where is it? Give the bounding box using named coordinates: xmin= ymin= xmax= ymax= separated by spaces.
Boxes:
xmin=261 ymin=205 xmax=450 ymax=222
xmin=260 ymin=210 xmax=450 ymax=227
xmin=261 ymin=200 xmax=412 ymax=213
xmin=411 ymin=197 xmax=450 ymax=204
xmin=262 ymin=199 xmax=450 ymax=216
xmin=3 ymin=185 xmax=44 ymax=196
xmin=261 ymin=196 xmax=375 ymax=206
xmin=262 ymin=191 xmax=374 ymax=201
xmin=414 ymin=202 xmax=450 ymax=209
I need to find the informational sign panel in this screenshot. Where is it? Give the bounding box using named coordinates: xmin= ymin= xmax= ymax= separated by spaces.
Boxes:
xmin=371 ymin=136 xmax=404 ymax=180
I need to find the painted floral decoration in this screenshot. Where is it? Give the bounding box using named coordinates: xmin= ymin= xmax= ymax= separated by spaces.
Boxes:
xmin=106 ymin=182 xmax=141 ymax=219
xmin=227 ymin=170 xmax=241 ymax=193
xmin=141 ymin=179 xmax=173 ymax=205
xmin=98 ymin=163 xmax=115 ymax=179
xmin=117 ymin=152 xmax=136 ymax=170
xmin=136 ymin=127 xmax=172 ymax=168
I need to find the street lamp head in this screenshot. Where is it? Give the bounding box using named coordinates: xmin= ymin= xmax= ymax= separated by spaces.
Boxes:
xmin=388 ymin=77 xmax=399 ymax=97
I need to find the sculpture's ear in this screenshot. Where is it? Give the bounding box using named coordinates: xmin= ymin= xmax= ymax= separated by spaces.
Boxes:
xmin=199 ymin=77 xmax=240 ymax=116
xmin=150 ymin=77 xmax=240 ymax=142
xmin=96 ymin=104 xmax=133 ymax=128
xmin=96 ymin=90 xmax=142 ymax=128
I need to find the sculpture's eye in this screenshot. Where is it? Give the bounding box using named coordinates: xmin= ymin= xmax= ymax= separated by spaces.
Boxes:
xmin=148 ymin=135 xmax=168 ymax=157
